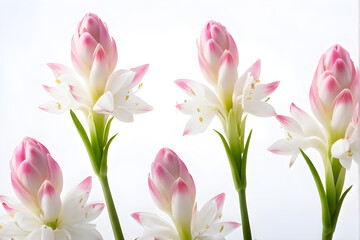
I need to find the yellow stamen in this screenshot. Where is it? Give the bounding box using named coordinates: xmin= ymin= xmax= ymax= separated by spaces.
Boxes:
xmin=251 ymin=83 xmax=255 ymax=90
xmin=219 ymin=214 xmax=222 ymax=220
xmin=55 ymin=79 xmax=61 ymax=84
xmin=9 ymin=215 xmax=14 ymax=219
xmin=136 ymin=103 xmax=139 ymax=107
xmin=85 ymin=213 xmax=88 ymax=219
xmin=79 ymin=197 xmax=83 ymax=204
xmin=255 ymin=79 xmax=260 ymax=83
xmin=205 ymin=225 xmax=210 ymax=229
xmin=246 ymin=97 xmax=252 ymax=100
xmin=190 ymin=89 xmax=196 ymax=96
xmin=199 ymin=117 xmax=203 ymax=122
xmin=197 ymin=108 xmax=200 ymax=112
xmin=138 ymin=83 xmax=143 ymax=89
xmin=287 ymin=133 xmax=292 ymax=140
xmin=219 ymin=225 xmax=224 ymax=233
xmin=57 ymin=102 xmax=62 ymax=110
xmin=125 ymin=95 xmax=129 ymax=101
xmin=0 ymin=225 xmax=2 ymax=230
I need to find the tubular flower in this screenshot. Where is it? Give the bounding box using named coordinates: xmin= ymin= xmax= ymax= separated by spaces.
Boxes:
xmin=332 ymin=106 xmax=360 ymax=169
xmin=268 ymin=104 xmax=327 ymax=167
xmin=40 ymin=13 xmax=152 ymax=122
xmin=10 ymin=137 xmax=63 ymax=210
xmin=132 ymin=148 xmax=240 ymax=240
xmin=176 ymin=60 xmax=278 ymax=136
xmin=0 ymin=177 xmax=104 ymax=240
xmin=310 ymin=44 xmax=358 ymax=136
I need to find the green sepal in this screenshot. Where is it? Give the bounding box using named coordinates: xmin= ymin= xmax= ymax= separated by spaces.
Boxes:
xmin=240 ymin=129 xmax=252 ymax=189
xmin=331 ymin=185 xmax=352 ymax=229
xmin=104 ymin=117 xmax=114 ymax=144
xmin=324 ymin=160 xmax=336 ymax=216
xmin=214 ymin=129 xmax=241 ymax=191
xmin=100 ymin=133 xmax=118 ymax=177
xmin=226 ymin=110 xmax=241 ymax=165
xmin=239 ymin=114 xmax=247 ymax=153
xmin=300 ymin=149 xmax=331 ymax=229
xmin=335 ymin=167 xmax=346 ymax=202
xmin=88 ymin=113 xmax=101 ymax=164
xmin=70 ymin=110 xmax=99 ymax=174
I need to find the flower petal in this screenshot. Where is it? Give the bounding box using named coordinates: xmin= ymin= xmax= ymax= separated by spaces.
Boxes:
xmin=331 ymin=89 xmax=354 ymax=135
xmin=90 ymin=44 xmax=109 ymax=96
xmin=275 ymin=115 xmax=304 ymax=135
xmin=171 ymin=179 xmax=193 ymax=228
xmin=38 ymin=181 xmax=61 ymax=222
xmin=183 ymin=113 xmax=215 ymax=136
xmin=106 ymin=70 xmax=136 ymax=95
xmin=93 ymin=91 xmax=114 ymax=114
xmin=148 ymin=176 xmax=171 ymax=213
xmin=131 ymin=64 xmax=149 ymax=86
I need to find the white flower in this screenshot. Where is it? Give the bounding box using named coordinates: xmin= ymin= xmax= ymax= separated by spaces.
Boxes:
xmin=268 ymin=103 xmax=327 ymax=167
xmin=0 ymin=177 xmax=104 ymax=240
xmin=40 ymin=63 xmax=152 ymax=122
xmin=132 ymin=193 xmax=240 ymax=240
xmin=332 ymin=108 xmax=360 ymax=169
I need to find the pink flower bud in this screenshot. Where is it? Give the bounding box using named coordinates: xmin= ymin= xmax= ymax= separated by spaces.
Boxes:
xmin=310 ymin=44 xmax=359 ymax=134
xmin=148 ymin=148 xmax=196 ymax=215
xmin=71 ymin=13 xmax=118 ymax=81
xmin=198 ymin=20 xmax=239 ymax=86
xmin=10 ymin=137 xmax=63 ymax=208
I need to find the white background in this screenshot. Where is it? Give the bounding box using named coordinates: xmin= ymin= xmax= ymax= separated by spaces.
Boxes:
xmin=0 ymin=0 xmax=358 ymax=239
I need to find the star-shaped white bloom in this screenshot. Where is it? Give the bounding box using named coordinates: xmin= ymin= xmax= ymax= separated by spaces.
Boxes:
xmin=40 ymin=63 xmax=152 ymax=122
xmin=0 ymin=177 xmax=104 ymax=240
xmin=268 ymin=103 xmax=327 ymax=167
xmin=132 ymin=193 xmax=240 ymax=240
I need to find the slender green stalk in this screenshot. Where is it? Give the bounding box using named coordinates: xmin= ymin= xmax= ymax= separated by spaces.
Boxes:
xmin=99 ymin=175 xmax=125 ymax=240
xmin=322 ymin=228 xmax=334 ymax=240
xmin=70 ymin=111 xmax=124 ymax=240
xmin=238 ymin=188 xmax=252 ymax=240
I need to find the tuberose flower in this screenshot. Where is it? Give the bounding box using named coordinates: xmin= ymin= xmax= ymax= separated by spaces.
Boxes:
xmin=40 ymin=13 xmax=152 ymax=122
xmin=268 ymin=104 xmax=327 ymax=167
xmin=176 ymin=59 xmax=279 ymax=136
xmin=332 ymin=106 xmax=360 ymax=169
xmin=0 ymin=177 xmax=104 ymax=240
xmin=0 ymin=138 xmax=104 ymax=240
xmin=132 ymin=148 xmax=240 ymax=240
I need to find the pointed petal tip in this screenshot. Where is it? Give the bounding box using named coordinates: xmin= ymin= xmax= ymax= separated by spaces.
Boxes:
xmin=78 ymin=176 xmax=92 ymax=191
xmin=131 ymin=212 xmax=142 ymax=225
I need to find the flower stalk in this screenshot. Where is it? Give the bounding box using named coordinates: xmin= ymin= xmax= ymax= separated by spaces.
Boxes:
xmin=70 ymin=110 xmax=124 ymax=240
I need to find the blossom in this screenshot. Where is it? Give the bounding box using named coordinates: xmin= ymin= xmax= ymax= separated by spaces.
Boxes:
xmin=10 ymin=137 xmax=63 ymax=210
xmin=332 ymin=106 xmax=360 ymax=169
xmin=310 ymin=44 xmax=358 ymax=135
xmin=176 ymin=60 xmax=279 ymax=136
xmin=132 ymin=148 xmax=240 ymax=240
xmin=0 ymin=138 xmax=104 ymax=239
xmin=268 ymin=103 xmax=327 ymax=167
xmin=40 ymin=13 xmax=152 ymax=122
xmin=0 ymin=177 xmax=104 ymax=240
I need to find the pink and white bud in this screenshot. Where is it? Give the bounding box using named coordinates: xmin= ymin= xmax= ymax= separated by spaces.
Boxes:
xmin=10 ymin=137 xmax=63 ymax=208
xmin=148 ymin=148 xmax=196 ymax=215
xmin=310 ymin=44 xmax=359 ymax=135
xmin=198 ymin=20 xmax=239 ymax=86
xmin=37 ymin=181 xmax=61 ymax=222
xmin=71 ymin=13 xmax=118 ymax=88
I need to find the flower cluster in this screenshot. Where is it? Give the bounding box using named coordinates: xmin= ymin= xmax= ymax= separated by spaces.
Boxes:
xmin=269 ymin=44 xmax=359 ymax=169
xmin=176 ymin=20 xmax=279 ymax=136
xmin=132 ymin=148 xmax=240 ymax=239
xmin=0 ymin=138 xmax=103 ymax=240
xmin=40 ymin=13 xmax=152 ymax=122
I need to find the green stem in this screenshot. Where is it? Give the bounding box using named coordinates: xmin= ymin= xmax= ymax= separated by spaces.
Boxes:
xmin=322 ymin=228 xmax=334 ymax=240
xmin=99 ymin=175 xmax=125 ymax=240
xmin=238 ymin=188 xmax=252 ymax=240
